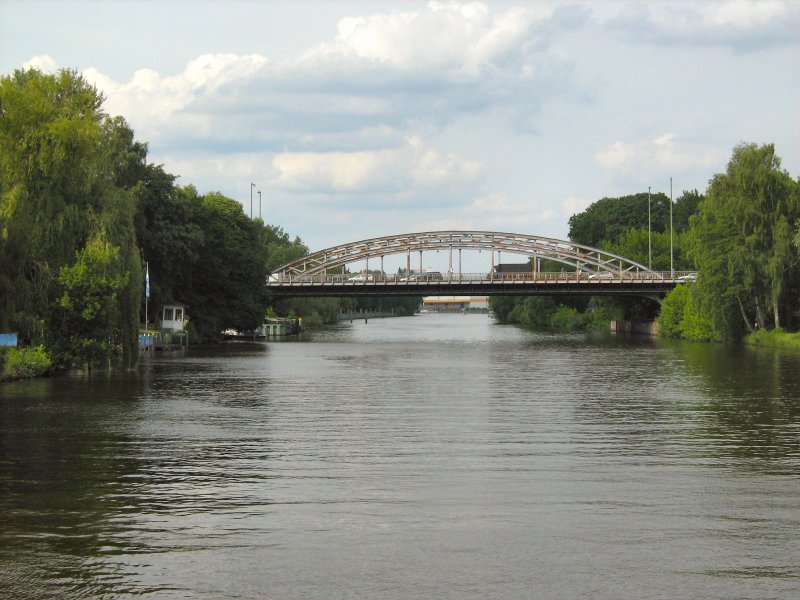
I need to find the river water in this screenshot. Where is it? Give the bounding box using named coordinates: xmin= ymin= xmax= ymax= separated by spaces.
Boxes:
xmin=1 ymin=313 xmax=799 ymax=599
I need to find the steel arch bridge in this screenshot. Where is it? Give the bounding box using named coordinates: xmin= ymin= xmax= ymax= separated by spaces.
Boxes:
xmin=266 ymin=230 xmax=686 ymax=299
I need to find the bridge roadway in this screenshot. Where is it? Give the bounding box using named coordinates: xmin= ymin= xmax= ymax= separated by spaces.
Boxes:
xmin=266 ymin=271 xmax=686 ymax=298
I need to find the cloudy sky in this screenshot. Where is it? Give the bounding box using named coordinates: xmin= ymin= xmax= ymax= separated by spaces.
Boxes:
xmin=2 ymin=0 xmax=798 ymax=262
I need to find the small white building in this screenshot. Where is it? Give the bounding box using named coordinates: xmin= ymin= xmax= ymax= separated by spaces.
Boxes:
xmin=158 ymin=303 xmax=187 ymax=332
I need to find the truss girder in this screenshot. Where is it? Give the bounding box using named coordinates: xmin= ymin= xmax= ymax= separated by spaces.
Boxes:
xmin=272 ymin=231 xmax=652 ymax=277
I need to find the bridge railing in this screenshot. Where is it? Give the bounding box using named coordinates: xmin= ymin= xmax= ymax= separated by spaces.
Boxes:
xmin=267 ymin=271 xmax=693 ymax=285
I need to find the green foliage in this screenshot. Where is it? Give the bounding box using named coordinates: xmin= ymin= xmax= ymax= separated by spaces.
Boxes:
xmin=1 ymin=68 xmax=143 ymax=365
xmin=487 ymin=296 xmax=518 ymax=323
xmin=601 ymin=228 xmax=693 ymax=271
xmin=689 ymin=143 xmax=800 ymax=338
xmin=568 ymin=191 xmax=694 ymax=247
xmin=549 ymin=306 xmax=584 ymax=332
xmin=745 ymin=328 xmax=800 ymax=351
xmin=656 ymin=285 xmax=689 ymax=338
xmin=263 ymin=225 xmax=308 ymax=272
xmin=177 ymin=192 xmax=270 ymax=341
xmin=490 ymin=296 xmax=590 ymax=332
xmin=52 ymin=237 xmax=130 ymax=366
xmin=657 ymin=284 xmax=721 ymax=342
xmin=1 ymin=345 xmax=52 ymax=380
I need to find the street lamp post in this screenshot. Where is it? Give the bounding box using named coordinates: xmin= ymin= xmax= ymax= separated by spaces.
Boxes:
xmin=250 ymin=182 xmax=255 ymax=218
xmin=670 ymin=177 xmax=674 ymax=278
xmin=647 ymin=185 xmax=653 ymax=271
xmin=257 ymin=190 xmax=262 ymax=220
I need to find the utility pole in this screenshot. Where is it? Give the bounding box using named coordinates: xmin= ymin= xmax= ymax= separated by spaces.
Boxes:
xmin=257 ymin=190 xmax=262 ymax=220
xmin=250 ymin=182 xmax=255 ymax=218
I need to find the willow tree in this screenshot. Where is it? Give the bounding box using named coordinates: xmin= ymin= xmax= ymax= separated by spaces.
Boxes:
xmin=0 ymin=68 xmax=143 ymax=365
xmin=690 ymin=143 xmax=800 ymax=338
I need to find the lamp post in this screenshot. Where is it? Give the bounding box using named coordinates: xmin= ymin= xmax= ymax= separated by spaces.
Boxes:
xmin=250 ymin=182 xmax=255 ymax=218
xmin=669 ymin=177 xmax=674 ymax=278
xmin=257 ymin=190 xmax=262 ymax=220
xmin=647 ymin=185 xmax=653 ymax=271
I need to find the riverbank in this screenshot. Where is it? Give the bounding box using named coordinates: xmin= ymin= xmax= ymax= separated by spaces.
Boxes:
xmin=744 ymin=328 xmax=800 ymax=351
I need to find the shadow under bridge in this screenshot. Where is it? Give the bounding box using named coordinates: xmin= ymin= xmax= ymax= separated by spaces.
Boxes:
xmin=266 ymin=231 xmax=686 ymax=299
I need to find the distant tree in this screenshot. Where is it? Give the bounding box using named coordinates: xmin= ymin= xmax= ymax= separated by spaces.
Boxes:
xmin=568 ymin=190 xmax=701 ymax=248
xmin=180 ymin=192 xmax=270 ymax=340
xmin=601 ymin=228 xmax=692 ymax=272
xmin=674 ymin=189 xmax=703 ymax=232
xmin=568 ymin=192 xmax=672 ymax=246
xmin=134 ymin=175 xmax=204 ymax=324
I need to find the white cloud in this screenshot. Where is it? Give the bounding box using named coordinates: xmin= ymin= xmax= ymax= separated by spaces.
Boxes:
xmin=300 ymin=1 xmax=556 ymax=77
xmin=594 ymin=133 xmax=723 ymax=173
xmin=466 ymin=193 xmax=556 ymax=232
xmin=23 ymin=54 xmax=58 ymax=72
xmin=562 ymin=196 xmax=592 ymax=218
xmin=70 ymin=2 xmax=585 ymax=156
xmin=272 ymin=136 xmax=483 ymax=201
xmin=83 ymin=54 xmax=268 ymax=144
xmin=607 ymin=0 xmax=800 ymax=51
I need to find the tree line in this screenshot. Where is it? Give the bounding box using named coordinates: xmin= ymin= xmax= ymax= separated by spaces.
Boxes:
xmin=0 ymin=68 xmax=415 ymax=373
xmin=491 ymin=143 xmax=800 ymax=342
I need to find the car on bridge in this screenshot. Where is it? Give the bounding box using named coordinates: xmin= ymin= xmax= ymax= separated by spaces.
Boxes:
xmin=400 ymin=271 xmax=443 ymax=282
xmin=348 ymin=273 xmax=375 ymax=282
xmin=678 ymin=272 xmax=698 ymax=282
xmin=588 ymin=271 xmax=614 ymax=280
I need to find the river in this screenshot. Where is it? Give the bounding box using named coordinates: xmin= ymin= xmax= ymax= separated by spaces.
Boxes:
xmin=1 ymin=313 xmax=799 ymax=599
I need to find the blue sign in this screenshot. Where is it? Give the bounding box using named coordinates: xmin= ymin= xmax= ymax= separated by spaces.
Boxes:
xmin=0 ymin=333 xmax=18 ymax=347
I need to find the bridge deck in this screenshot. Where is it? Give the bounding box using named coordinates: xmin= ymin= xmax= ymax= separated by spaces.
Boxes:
xmin=266 ymin=271 xmax=688 ymax=297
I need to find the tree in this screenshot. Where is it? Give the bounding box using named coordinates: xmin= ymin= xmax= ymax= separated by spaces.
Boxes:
xmin=134 ymin=175 xmax=204 ymax=325
xmin=601 ymin=228 xmax=692 ymax=272
xmin=690 ymin=143 xmax=800 ymax=338
xmin=568 ymin=192 xmax=673 ymax=247
xmin=52 ymin=237 xmax=130 ymax=368
xmin=180 ymin=192 xmax=270 ymax=340
xmin=0 ymin=68 xmax=143 ymax=364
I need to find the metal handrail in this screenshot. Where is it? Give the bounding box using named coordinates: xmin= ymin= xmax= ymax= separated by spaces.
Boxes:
xmin=267 ymin=271 xmax=692 ymax=285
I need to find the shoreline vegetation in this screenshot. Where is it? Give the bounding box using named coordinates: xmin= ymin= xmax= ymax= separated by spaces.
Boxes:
xmin=744 ymin=328 xmax=800 ymax=352
xmin=0 ymin=346 xmax=53 ymax=382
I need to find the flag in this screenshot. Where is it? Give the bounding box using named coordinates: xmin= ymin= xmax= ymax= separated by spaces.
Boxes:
xmin=145 ymin=263 xmax=150 ymax=298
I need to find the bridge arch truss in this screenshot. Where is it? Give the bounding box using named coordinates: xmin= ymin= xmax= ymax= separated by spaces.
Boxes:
xmin=271 ymin=230 xmax=653 ymax=277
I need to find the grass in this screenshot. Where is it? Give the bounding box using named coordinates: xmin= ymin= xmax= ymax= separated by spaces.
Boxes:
xmin=744 ymin=328 xmax=800 ymax=351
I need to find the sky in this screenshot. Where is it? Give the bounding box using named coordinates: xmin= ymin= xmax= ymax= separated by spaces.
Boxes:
xmin=2 ymin=0 xmax=799 ymax=270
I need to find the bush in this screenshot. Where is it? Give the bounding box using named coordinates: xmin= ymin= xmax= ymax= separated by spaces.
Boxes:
xmin=657 ymin=284 xmax=720 ymax=342
xmin=549 ymin=306 xmax=585 ymax=332
xmin=657 ymin=285 xmax=689 ymax=338
xmin=1 ymin=345 xmax=53 ymax=380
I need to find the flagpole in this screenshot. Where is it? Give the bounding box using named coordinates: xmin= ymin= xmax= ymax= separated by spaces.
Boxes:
xmin=145 ymin=262 xmax=149 ymax=333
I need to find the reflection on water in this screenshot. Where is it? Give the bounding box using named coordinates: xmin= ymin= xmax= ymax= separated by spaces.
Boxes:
xmin=1 ymin=314 xmax=799 ymax=599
